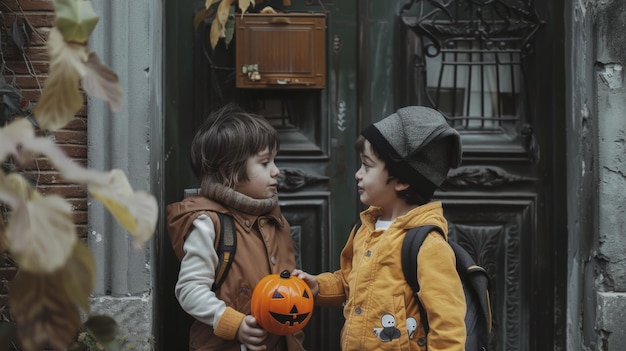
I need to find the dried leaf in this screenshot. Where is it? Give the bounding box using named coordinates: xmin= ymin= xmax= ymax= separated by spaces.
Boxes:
xmin=205 ymin=0 xmax=221 ymax=9
xmin=6 ymin=189 xmax=77 ymax=273
xmin=62 ymin=241 xmax=95 ymax=313
xmin=53 ymin=0 xmax=99 ymax=44
xmin=1 ymin=131 xmax=155 ymax=249
xmin=209 ymin=17 xmax=221 ymax=49
xmin=84 ymin=315 xmax=118 ymax=342
xmin=89 ymin=169 xmax=157 ymax=248
xmin=81 ymin=52 xmax=124 ymax=112
xmin=9 ymin=270 xmax=81 ymax=351
xmin=193 ymin=8 xmax=215 ymax=32
xmin=20 ymin=136 xmax=111 ymax=186
xmin=239 ymin=0 xmax=255 ymax=14
xmin=33 ymin=28 xmax=87 ymax=131
xmin=0 ymin=118 xmax=35 ymax=163
xmin=216 ymin=0 xmax=234 ymax=36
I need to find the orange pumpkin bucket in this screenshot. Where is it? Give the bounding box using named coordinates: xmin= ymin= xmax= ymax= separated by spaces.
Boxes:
xmin=251 ymin=270 xmax=314 ymax=335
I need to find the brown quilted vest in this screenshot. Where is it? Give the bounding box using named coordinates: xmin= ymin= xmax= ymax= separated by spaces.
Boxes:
xmin=167 ymin=196 xmax=305 ymax=351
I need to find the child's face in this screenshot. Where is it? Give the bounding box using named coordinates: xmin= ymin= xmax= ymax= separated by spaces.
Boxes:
xmin=355 ymin=140 xmax=399 ymax=208
xmin=234 ymin=147 xmax=280 ymax=199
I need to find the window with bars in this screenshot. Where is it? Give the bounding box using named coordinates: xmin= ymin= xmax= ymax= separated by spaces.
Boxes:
xmin=401 ymin=0 xmax=544 ymax=159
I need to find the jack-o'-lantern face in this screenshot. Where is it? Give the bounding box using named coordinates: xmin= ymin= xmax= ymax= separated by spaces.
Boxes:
xmin=251 ymin=270 xmax=314 ymax=335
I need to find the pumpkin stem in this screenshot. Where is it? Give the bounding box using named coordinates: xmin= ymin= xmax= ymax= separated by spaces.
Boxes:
xmin=280 ymin=270 xmax=291 ymax=279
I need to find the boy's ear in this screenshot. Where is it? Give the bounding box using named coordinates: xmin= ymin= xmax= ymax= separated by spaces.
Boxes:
xmin=394 ymin=181 xmax=410 ymax=192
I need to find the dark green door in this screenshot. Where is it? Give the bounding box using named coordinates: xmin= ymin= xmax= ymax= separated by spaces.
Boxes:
xmin=160 ymin=1 xmax=565 ymax=351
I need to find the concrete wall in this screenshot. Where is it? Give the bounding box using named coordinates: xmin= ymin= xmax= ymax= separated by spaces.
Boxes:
xmin=594 ymin=1 xmax=626 ymax=350
xmin=568 ymin=0 xmax=626 ymax=350
xmin=87 ymin=0 xmax=163 ymax=349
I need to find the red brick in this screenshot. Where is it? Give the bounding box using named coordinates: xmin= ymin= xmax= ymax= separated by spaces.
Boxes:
xmin=52 ymin=129 xmax=87 ymax=144
xmin=2 ymin=1 xmax=55 ymax=12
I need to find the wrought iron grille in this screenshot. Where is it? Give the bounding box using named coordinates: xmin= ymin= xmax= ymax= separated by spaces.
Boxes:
xmin=401 ymin=0 xmax=543 ymax=144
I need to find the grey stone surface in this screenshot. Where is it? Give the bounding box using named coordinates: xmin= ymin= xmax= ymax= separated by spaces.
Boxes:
xmin=90 ymin=295 xmax=154 ymax=351
xmin=597 ymin=292 xmax=626 ymax=351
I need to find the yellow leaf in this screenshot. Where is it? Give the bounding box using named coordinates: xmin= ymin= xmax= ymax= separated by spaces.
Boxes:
xmin=239 ymin=0 xmax=254 ymax=14
xmin=0 ymin=171 xmax=38 ymax=204
xmin=53 ymin=0 xmax=99 ymax=44
xmin=33 ymin=28 xmax=87 ymax=131
xmin=209 ymin=17 xmax=221 ymax=49
xmin=217 ymin=0 xmax=234 ymax=35
xmin=89 ymin=169 xmax=157 ymax=248
xmin=62 ymin=241 xmax=96 ymax=313
xmin=81 ymin=52 xmax=124 ymax=112
xmin=6 ymin=192 xmax=77 ymax=273
xmin=9 ymin=270 xmax=81 ymax=351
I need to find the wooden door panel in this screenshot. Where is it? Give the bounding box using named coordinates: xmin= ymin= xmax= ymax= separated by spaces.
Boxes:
xmin=398 ymin=1 xmax=555 ymax=349
xmin=279 ymin=193 xmax=332 ymax=351
xmin=440 ymin=196 xmax=537 ymax=351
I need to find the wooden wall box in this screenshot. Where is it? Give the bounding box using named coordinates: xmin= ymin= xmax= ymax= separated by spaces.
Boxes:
xmin=235 ymin=13 xmax=326 ymax=89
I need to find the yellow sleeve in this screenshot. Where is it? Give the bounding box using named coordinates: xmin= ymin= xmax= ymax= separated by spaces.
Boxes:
xmin=213 ymin=306 xmax=245 ymax=340
xmin=315 ymin=226 xmax=357 ymax=306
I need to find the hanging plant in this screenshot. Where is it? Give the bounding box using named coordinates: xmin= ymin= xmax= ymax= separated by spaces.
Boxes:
xmin=206 ymin=0 xmax=256 ymax=49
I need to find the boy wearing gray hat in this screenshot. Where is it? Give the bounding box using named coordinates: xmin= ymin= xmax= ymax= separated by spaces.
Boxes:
xmin=293 ymin=106 xmax=466 ymax=350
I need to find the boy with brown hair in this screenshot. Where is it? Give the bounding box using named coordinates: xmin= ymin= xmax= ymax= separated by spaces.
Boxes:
xmin=293 ymin=106 xmax=466 ymax=350
xmin=167 ymin=103 xmax=305 ymax=351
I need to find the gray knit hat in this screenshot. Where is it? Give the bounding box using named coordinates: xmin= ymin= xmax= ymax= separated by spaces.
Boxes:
xmin=361 ymin=106 xmax=462 ymax=199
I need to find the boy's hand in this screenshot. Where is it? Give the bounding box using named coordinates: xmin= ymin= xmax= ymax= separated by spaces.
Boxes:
xmin=291 ymin=269 xmax=319 ymax=296
xmin=238 ymin=315 xmax=267 ymax=351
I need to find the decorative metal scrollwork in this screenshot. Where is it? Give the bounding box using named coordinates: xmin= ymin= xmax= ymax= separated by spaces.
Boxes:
xmin=401 ymin=0 xmax=544 ymax=162
xmin=278 ymin=168 xmax=329 ymax=191
xmin=444 ymin=165 xmax=535 ymax=187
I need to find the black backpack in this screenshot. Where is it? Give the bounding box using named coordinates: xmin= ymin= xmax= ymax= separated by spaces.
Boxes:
xmin=182 ymin=189 xmax=236 ymax=292
xmin=211 ymin=212 xmax=236 ymax=292
xmin=354 ymin=221 xmax=493 ymax=351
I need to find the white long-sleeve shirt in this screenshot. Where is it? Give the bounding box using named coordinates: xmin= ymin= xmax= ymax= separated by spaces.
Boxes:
xmin=175 ymin=214 xmax=227 ymax=327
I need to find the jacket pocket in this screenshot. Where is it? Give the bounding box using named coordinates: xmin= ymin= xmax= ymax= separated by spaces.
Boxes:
xmin=366 ymin=294 xmax=413 ymax=350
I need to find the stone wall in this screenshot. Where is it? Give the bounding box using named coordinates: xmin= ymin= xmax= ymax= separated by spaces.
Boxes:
xmin=595 ymin=1 xmax=626 ymax=350
xmin=569 ymin=0 xmax=626 ymax=350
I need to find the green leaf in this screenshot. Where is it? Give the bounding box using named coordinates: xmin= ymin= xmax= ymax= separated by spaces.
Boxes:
xmin=54 ymin=0 xmax=99 ymax=43
xmin=11 ymin=18 xmax=34 ymax=52
xmin=224 ymin=7 xmax=235 ymax=49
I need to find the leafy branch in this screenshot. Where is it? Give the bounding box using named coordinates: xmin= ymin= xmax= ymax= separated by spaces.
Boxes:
xmin=205 ymin=0 xmax=256 ymax=48
xmin=0 ymin=0 xmax=157 ymax=350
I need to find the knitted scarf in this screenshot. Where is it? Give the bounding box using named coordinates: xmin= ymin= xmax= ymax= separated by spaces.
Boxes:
xmin=202 ymin=182 xmax=277 ymax=216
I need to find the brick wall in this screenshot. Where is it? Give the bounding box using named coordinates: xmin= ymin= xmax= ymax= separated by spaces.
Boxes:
xmin=1 ymin=0 xmax=88 ymax=320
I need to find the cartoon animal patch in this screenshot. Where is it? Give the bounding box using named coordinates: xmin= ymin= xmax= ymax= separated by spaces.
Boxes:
xmin=373 ymin=313 xmax=401 ymax=341
xmin=373 ymin=314 xmax=420 ymax=342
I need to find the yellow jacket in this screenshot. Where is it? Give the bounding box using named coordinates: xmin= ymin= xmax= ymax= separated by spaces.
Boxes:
xmin=316 ymin=201 xmax=466 ymax=351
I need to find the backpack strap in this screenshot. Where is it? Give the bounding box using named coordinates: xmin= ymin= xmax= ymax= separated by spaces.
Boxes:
xmin=401 ymin=225 xmax=445 ymax=335
xmin=449 ymin=240 xmax=493 ymax=334
xmin=352 ymin=219 xmax=362 ymax=237
xmin=212 ymin=212 xmax=236 ymax=292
